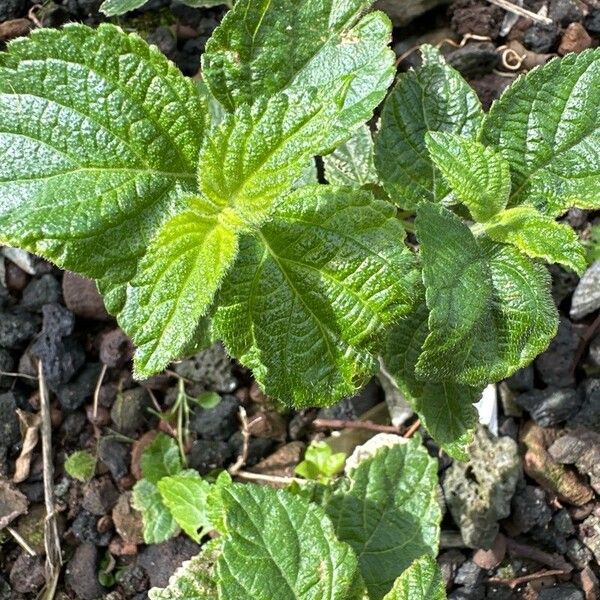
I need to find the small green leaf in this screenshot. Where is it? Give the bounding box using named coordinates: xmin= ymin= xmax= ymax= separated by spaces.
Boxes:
xmin=132 ymin=479 xmax=179 ymax=544
xmin=375 ymin=45 xmax=484 ymax=209
xmin=212 ymin=185 xmax=419 ymax=407
xmin=119 ymin=196 xmax=239 ymax=378
xmin=64 ymin=451 xmax=96 ymax=482
xmin=203 ymin=0 xmax=395 ymax=146
xmin=482 ymin=206 xmax=586 ymax=274
xmin=382 ymin=555 xmax=446 ymax=600
xmin=141 ymin=433 xmax=183 ymax=484
xmin=100 ymin=0 xmax=231 ymax=15
xmin=215 ymin=484 xmax=363 ymax=600
xmin=157 ymin=470 xmax=212 ymax=542
xmin=481 ymin=49 xmax=600 ymax=216
xmin=425 ymin=132 xmax=510 ymax=222
xmin=295 ymin=441 xmax=346 ymax=483
xmin=323 ymin=440 xmax=441 ymax=599
xmin=324 ymin=124 xmax=379 ymax=187
xmin=191 ymin=391 xmax=222 ymax=410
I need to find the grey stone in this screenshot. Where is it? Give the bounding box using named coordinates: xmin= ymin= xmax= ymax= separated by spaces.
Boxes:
xmin=9 ymin=553 xmax=45 ymax=594
xmin=447 ymin=42 xmax=499 ymax=78
xmin=0 ymin=311 xmax=40 ymax=349
xmin=188 ymin=439 xmax=231 ymax=475
xmin=550 ymin=0 xmax=583 ymax=26
xmin=571 ymin=261 xmax=600 ymax=320
xmin=569 ymin=379 xmax=600 ymax=433
xmin=443 ymin=426 xmax=521 ymax=549
xmin=538 ymin=584 xmax=583 ymax=600
xmin=318 ymin=378 xmax=380 ymax=421
xmin=65 ymin=543 xmax=106 ymax=600
xmin=111 ymin=387 xmax=152 ymax=435
xmin=0 ymin=391 xmax=20 ymax=449
xmin=566 ymin=537 xmax=592 ymax=569
xmin=535 ymin=318 xmax=579 ymax=387
xmin=56 ymin=363 xmax=103 ymax=411
xmin=505 ymin=366 xmax=534 ymax=393
xmin=137 ymin=537 xmax=200 ymax=588
xmin=523 ymin=24 xmax=561 ymax=53
xmin=509 ymin=485 xmax=552 ymax=534
xmin=190 ymin=394 xmax=239 ymax=441
xmin=174 ymin=342 xmax=237 ymax=392
xmin=71 ymin=509 xmax=112 ymax=546
xmin=580 ymin=514 xmax=600 ymax=564
xmin=98 ymin=437 xmax=130 ymax=480
xmin=515 ymin=387 xmax=581 ymax=427
xmin=82 ymin=477 xmax=119 ymax=516
xmin=21 ymin=274 xmax=61 ymax=311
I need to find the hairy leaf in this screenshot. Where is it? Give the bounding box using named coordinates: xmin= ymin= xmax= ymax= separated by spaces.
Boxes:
xmin=215 ymin=484 xmax=363 ymax=600
xmin=132 ymin=479 xmax=179 ymax=544
xmin=324 ymin=124 xmax=379 ymax=187
xmin=425 ymin=132 xmax=510 ymax=222
xmin=482 ymin=49 xmax=600 ymax=216
xmin=100 ymin=0 xmax=230 ymax=15
xmin=382 ymin=555 xmax=446 ymax=600
xmin=416 ymin=202 xmax=558 ymax=385
xmin=64 ymin=451 xmax=96 ymax=482
xmin=212 ymin=186 xmax=418 ymax=407
xmin=483 ymin=206 xmax=586 ymax=274
xmin=0 ymin=24 xmax=206 ymax=315
xmin=202 ymin=0 xmax=395 ymax=146
xmin=119 ymin=197 xmax=239 ymax=377
xmin=141 ymin=433 xmax=183 ymax=484
xmin=323 ymin=440 xmax=441 ymax=599
xmin=375 ymin=45 xmax=483 ymax=209
xmin=157 ymin=470 xmax=212 ymax=542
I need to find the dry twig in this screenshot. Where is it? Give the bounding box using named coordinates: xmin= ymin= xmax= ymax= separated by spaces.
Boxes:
xmin=312 ymin=418 xmax=402 ymax=435
xmin=92 ymin=363 xmax=108 ymax=420
xmin=485 ymin=0 xmax=553 ymax=24
xmin=487 ymin=569 xmax=570 ymax=588
xmin=228 ymin=406 xmax=250 ymax=476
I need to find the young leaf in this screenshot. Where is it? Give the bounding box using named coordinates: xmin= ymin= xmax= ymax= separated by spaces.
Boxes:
xmin=482 ymin=206 xmax=586 ymax=274
xmin=382 ymin=555 xmax=446 ymax=600
xmin=214 ymin=483 xmax=363 ymax=600
xmin=202 ymin=0 xmax=395 ymax=146
xmin=415 ymin=202 xmax=558 ymax=385
xmin=118 ymin=197 xmax=239 ymax=377
xmin=425 ymin=132 xmax=510 ymax=222
xmin=157 ymin=470 xmax=212 ymax=542
xmin=141 ymin=433 xmax=183 ymax=484
xmin=374 ymin=45 xmax=484 ymax=209
xmin=482 ymin=49 xmax=600 ymax=216
xmin=323 ymin=440 xmax=441 ymax=600
xmin=64 ymin=450 xmax=96 ymax=482
xmin=324 ymin=124 xmax=379 ymax=187
xmin=212 ymin=185 xmax=419 ymax=407
xmin=100 ymin=0 xmax=231 ymax=16
xmin=382 ymin=296 xmax=481 ymax=460
xmin=0 ymin=24 xmax=206 ymax=315
xmin=295 ymin=441 xmax=346 ymax=483
xmin=132 ymin=479 xmax=179 ymax=544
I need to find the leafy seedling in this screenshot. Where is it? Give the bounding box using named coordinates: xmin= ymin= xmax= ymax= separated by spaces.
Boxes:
xmin=294 ymin=440 xmax=346 ymax=483
xmin=64 ymin=450 xmax=96 ymax=483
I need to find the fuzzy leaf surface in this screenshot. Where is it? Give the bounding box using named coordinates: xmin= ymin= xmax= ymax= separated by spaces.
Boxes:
xmin=212 ymin=186 xmax=418 ymax=407
xmin=482 ymin=49 xmax=600 ymax=215
xmin=132 ymin=479 xmax=179 ymax=544
xmin=425 ymin=132 xmax=510 ymax=222
xmin=215 ymin=484 xmax=362 ymax=600
xmin=416 ymin=202 xmax=558 ymax=385
xmin=0 ymin=24 xmax=206 ymax=315
xmin=119 ymin=197 xmax=238 ymax=377
xmin=374 ymin=45 xmax=483 ymax=209
xmin=483 ymin=206 xmax=586 ymax=274
xmin=100 ymin=0 xmax=230 ymax=15
xmin=157 ymin=470 xmax=212 ymax=542
xmin=141 ymin=433 xmax=183 ymax=484
xmin=64 ymin=451 xmax=96 ymax=482
xmin=382 ymin=555 xmax=446 ymax=600
xmin=323 ymin=440 xmax=441 ymax=599
xmin=202 ymin=0 xmax=395 ymax=146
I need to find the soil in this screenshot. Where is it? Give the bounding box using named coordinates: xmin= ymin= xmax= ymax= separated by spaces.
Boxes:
xmin=0 ymin=1 xmax=599 ymax=599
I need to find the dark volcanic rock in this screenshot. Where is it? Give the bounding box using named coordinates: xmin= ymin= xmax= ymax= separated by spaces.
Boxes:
xmin=99 ymin=328 xmax=133 ymax=368
xmin=188 ymin=439 xmax=231 ymax=474
xmin=56 ymin=363 xmax=103 ymax=411
xmin=0 ymin=311 xmax=40 ymax=349
xmin=0 ymin=0 xmax=28 ymax=21
xmin=137 ymin=537 xmax=201 ymax=588
xmin=535 ymin=318 xmax=579 ymax=388
xmin=523 ymin=24 xmax=561 ymax=53
xmin=569 ymin=379 xmax=600 ymax=433
xmin=550 ymin=0 xmax=583 ymax=27
xmin=98 ymin=437 xmax=131 ymax=480
xmin=9 ymin=553 xmax=45 ymax=594
xmin=21 ymin=274 xmax=61 ymax=311
xmin=65 ymin=542 xmax=106 ymax=600
xmin=71 ymin=509 xmax=112 ymax=546
xmin=515 ymin=387 xmax=582 ymax=427
xmin=190 ymin=394 xmax=239 ymax=441
xmin=0 ymin=391 xmax=22 ymax=449
xmin=447 ymin=42 xmax=499 ymax=78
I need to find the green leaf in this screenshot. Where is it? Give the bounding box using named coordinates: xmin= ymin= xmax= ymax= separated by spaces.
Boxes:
xmin=149 ymin=540 xmax=221 ymax=600
xmin=482 ymin=206 xmax=587 ymax=274
xmin=202 ymin=0 xmax=395 ymax=146
xmin=295 ymin=441 xmax=346 ymax=483
xmin=215 ymin=483 xmax=363 ymax=600
xmin=100 ymin=0 xmax=231 ymax=15
xmin=382 ymin=295 xmax=481 ymax=460
xmin=324 ymin=124 xmax=379 ymax=187
xmin=374 ymin=45 xmax=483 ymax=209
xmin=323 ymin=440 xmax=441 ymax=599
xmin=212 ymin=185 xmax=418 ymax=407
xmin=195 ymin=80 xmax=227 ymax=130
xmin=191 ymin=391 xmax=222 ymax=410
xmin=132 ymin=479 xmax=179 ymax=544
xmin=0 ymin=24 xmax=206 ymax=315
xmin=481 ymin=49 xmax=600 ymax=216
xmin=197 ymin=91 xmax=338 ymax=227
xmin=141 ymin=433 xmax=183 ymax=484
xmin=415 ymin=202 xmax=558 ymax=385
xmin=119 ymin=196 xmax=239 ymax=377
xmin=64 ymin=451 xmax=96 ymax=482
xmin=157 ymin=470 xmax=212 ymax=542
xmin=425 ymin=132 xmax=510 ymax=222
xmin=382 ymin=555 xmax=446 ymax=600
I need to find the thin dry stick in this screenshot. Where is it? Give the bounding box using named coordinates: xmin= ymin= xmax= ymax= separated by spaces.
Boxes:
xmin=485 ymin=0 xmax=553 ymax=25
xmin=234 ymin=470 xmax=306 ymax=486
xmin=0 ymin=370 xmax=38 ymax=381
xmin=312 ymin=418 xmax=402 ymax=435
xmin=487 ymin=569 xmax=569 ymax=588
xmin=228 ymin=406 xmax=250 ymax=476
xmin=506 ymin=538 xmax=573 ymax=572
xmin=92 ymin=363 xmax=108 ymax=420
xmin=403 ymin=419 xmax=422 ymax=438
xmin=7 ymin=526 xmax=36 ymax=556
xmin=38 ymin=361 xmax=62 ymax=600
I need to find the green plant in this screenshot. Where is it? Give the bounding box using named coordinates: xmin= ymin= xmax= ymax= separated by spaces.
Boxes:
xmin=0 ymin=1 xmax=598 ymax=459
xmin=100 ymin=0 xmax=232 ymax=18
xmin=294 ymin=440 xmax=346 ymax=483
xmin=64 ymin=450 xmax=97 ymax=482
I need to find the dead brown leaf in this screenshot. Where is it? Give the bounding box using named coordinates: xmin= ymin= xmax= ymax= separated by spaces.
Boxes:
xmin=13 ymin=409 xmax=41 ymax=483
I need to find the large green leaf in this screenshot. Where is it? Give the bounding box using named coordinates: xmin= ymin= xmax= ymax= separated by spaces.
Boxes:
xmin=382 ymin=295 xmax=481 ymax=461
xmin=425 ymin=132 xmax=510 ymax=222
xmin=323 ymin=440 xmax=441 ymax=599
xmin=482 ymin=49 xmax=600 ymax=216
xmin=119 ymin=197 xmax=239 ymax=377
xmin=415 ymin=202 xmax=558 ymax=385
xmin=0 ymin=25 xmax=206 ymax=315
xmin=374 ymin=45 xmax=483 ymax=209
xmin=212 ymin=186 xmax=418 ymax=407
xmin=140 ymin=433 xmax=183 ymax=484
xmin=482 ymin=206 xmax=586 ymax=274
xmin=215 ymin=484 xmax=363 ymax=600
xmin=382 ymin=555 xmax=446 ymax=600
xmin=132 ymin=479 xmax=179 ymax=544
xmin=202 ymin=0 xmax=395 ymax=146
